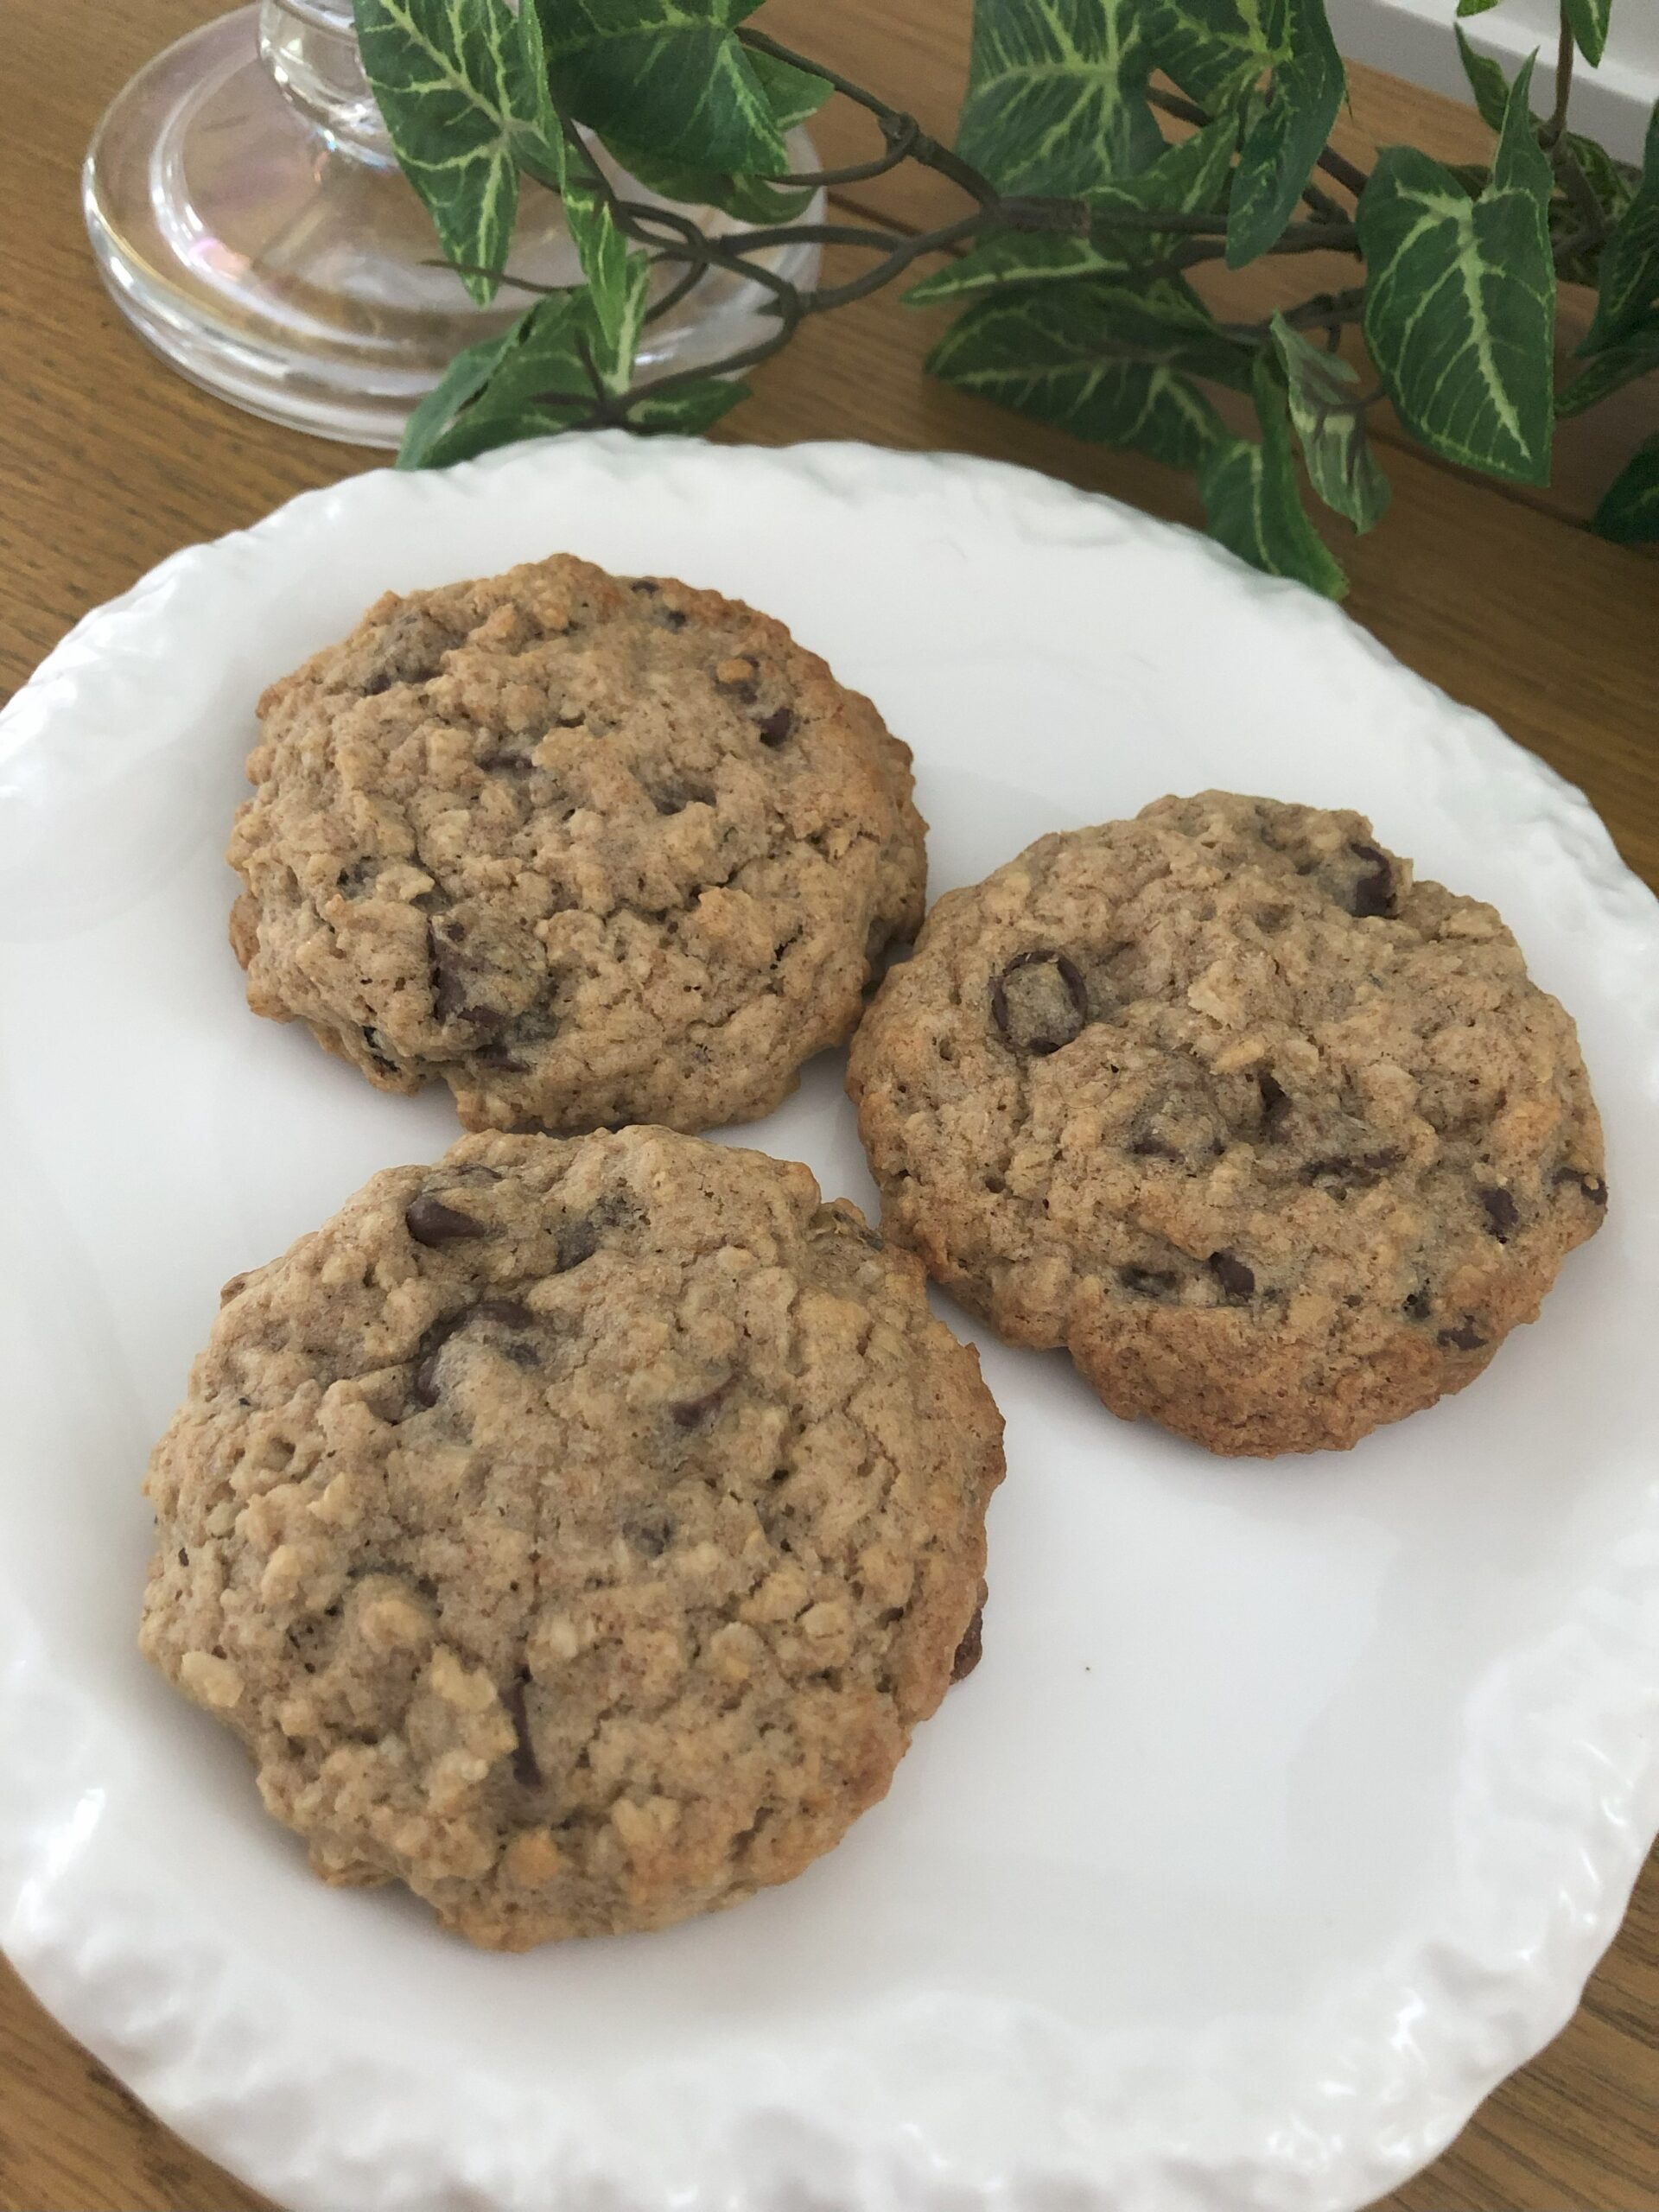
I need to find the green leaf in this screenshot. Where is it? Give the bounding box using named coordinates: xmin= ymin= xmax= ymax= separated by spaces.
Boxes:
xmin=1147 ymin=0 xmax=1286 ymax=114
xmin=399 ymin=291 xmax=601 ymax=467
xmin=1556 ymin=315 xmax=1659 ymax=414
xmin=1591 ymin=434 xmax=1659 ymax=541
xmin=416 ymin=404 xmax=583 ymax=468
xmin=1198 ymin=356 xmax=1348 ymax=594
xmin=1269 ymin=312 xmax=1391 ymax=529
xmin=534 ymin=0 xmax=785 ymax=176
xmin=1455 ymin=0 xmax=1501 ymax=16
xmin=1454 ymin=24 xmax=1510 ymax=132
xmin=1357 ymin=55 xmax=1554 ymax=483
xmin=1227 ymin=0 xmax=1344 ymax=264
xmin=353 ymin=0 xmax=528 ymax=303
xmin=927 ymin=277 xmax=1248 ymax=467
xmin=904 ymin=117 xmax=1235 ymax=305
xmin=956 ymin=0 xmax=1164 ymax=194
xmin=905 ymin=230 xmax=1122 ymax=305
xmin=397 ymin=323 xmax=522 ymax=467
xmin=510 ymin=0 xmax=568 ymax=185
xmin=624 ymin=378 xmax=752 ymax=433
xmin=598 ymin=132 xmax=813 ymax=221
xmin=1565 ymin=0 xmax=1611 ymax=68
xmin=1586 ymin=106 xmax=1659 ymax=351
xmin=747 ymin=47 xmax=833 ymax=132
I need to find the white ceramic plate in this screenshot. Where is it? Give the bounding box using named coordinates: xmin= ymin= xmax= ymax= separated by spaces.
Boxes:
xmin=2 ymin=436 xmax=1656 ymax=2212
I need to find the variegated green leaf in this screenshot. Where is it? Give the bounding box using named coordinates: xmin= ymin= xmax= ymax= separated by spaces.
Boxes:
xmin=399 ymin=291 xmax=601 ymax=466
xmin=905 ymin=118 xmax=1235 ymax=305
xmin=508 ymin=36 xmax=652 ymax=400
xmin=1198 ymin=356 xmax=1347 ymax=594
xmin=1557 ymin=315 xmax=1659 ymax=414
xmin=1226 ymin=0 xmax=1344 ymax=264
xmin=1455 ymin=0 xmax=1501 ymax=16
xmin=1358 ymin=55 xmax=1554 ymax=483
xmin=1586 ymin=105 xmax=1659 ymax=351
xmin=1269 ymin=311 xmax=1390 ymax=529
xmin=353 ymin=0 xmax=528 ymax=303
xmin=1565 ymin=0 xmax=1611 ymax=68
xmin=596 ymin=134 xmax=813 ymax=221
xmin=1454 ymin=23 xmax=1509 ymax=131
xmin=533 ymin=0 xmax=784 ymax=175
xmin=1147 ymin=0 xmax=1286 ymax=114
xmin=956 ymin=0 xmax=1164 ymax=195
xmin=510 ymin=0 xmax=567 ymax=184
xmin=747 ymin=47 xmax=833 ymax=133
xmin=625 ymin=378 xmax=752 ymax=432
xmin=927 ymin=277 xmax=1248 ymax=468
xmin=1592 ymin=433 xmax=1659 ymax=542
xmin=397 ymin=322 xmax=523 ymax=467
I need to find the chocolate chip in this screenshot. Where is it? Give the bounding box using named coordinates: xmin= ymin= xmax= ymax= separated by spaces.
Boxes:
xmin=628 ymin=1512 xmax=674 ymax=1558
xmin=335 ymin=857 xmax=378 ymax=896
xmin=715 ymin=658 xmax=759 ymax=704
xmin=1130 ymin=1133 xmax=1181 ymax=1160
xmin=505 ymin=1674 xmax=542 ymax=1789
xmin=1554 ymin=1166 xmax=1608 ymax=1205
xmin=670 ymin=1377 xmax=731 ymax=1427
xmin=1479 ymin=1186 xmax=1519 ymax=1240
xmin=630 ymin=578 xmax=659 ymax=595
xmin=556 ymin=1193 xmax=633 ymax=1271
xmin=1208 ymin=1250 xmax=1255 ymax=1300
xmin=474 ymin=1299 xmax=533 ymax=1330
xmin=360 ymin=1025 xmax=398 ymax=1076
xmin=950 ymin=1606 xmax=983 ymax=1683
xmin=1300 ymin=1149 xmax=1401 ymax=1194
xmin=474 ymin=1036 xmax=526 ymax=1070
xmin=662 ymin=608 xmax=687 ymax=630
xmin=1119 ymin=1267 xmax=1178 ymax=1298
xmin=410 ymin=1309 xmax=469 ymax=1406
xmin=757 ymin=706 xmax=794 ymax=746
xmin=503 ymin=1339 xmax=542 ymax=1370
xmin=404 ymin=1194 xmax=487 ymax=1247
xmin=360 ymin=671 xmax=393 ymax=698
xmin=1402 ymin=1287 xmax=1433 ymax=1321
xmin=989 ymin=950 xmax=1090 ymax=1056
xmin=177 ymin=1547 xmax=188 ymax=1568
xmin=1258 ymin=1071 xmax=1290 ymax=1137
xmin=409 ymin=1301 xmax=533 ymax=1405
xmin=1348 ymin=842 xmax=1395 ymax=919
xmin=1437 ymin=1319 xmax=1486 ymax=1351
xmin=428 ymin=921 xmax=469 ymax=1025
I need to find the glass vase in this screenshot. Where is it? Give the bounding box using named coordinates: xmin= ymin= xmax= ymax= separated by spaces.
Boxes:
xmin=83 ymin=0 xmax=822 ymax=448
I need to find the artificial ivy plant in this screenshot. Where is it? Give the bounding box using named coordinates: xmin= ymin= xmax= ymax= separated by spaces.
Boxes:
xmin=355 ymin=0 xmax=1659 ymax=593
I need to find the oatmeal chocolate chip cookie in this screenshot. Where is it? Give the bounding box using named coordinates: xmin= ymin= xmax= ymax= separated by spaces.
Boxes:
xmin=141 ymin=1128 xmax=1003 ymax=1948
xmin=228 ymin=556 xmax=925 ymax=1133
xmin=848 ymin=792 xmax=1605 ymax=1457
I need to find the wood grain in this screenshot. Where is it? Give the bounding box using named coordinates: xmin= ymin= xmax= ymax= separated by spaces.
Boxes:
xmin=0 ymin=5 xmax=1654 ymax=2210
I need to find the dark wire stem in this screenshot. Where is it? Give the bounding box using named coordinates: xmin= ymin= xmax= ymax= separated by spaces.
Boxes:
xmin=764 ymin=113 xmax=920 ymax=188
xmin=737 ymin=25 xmax=1001 ymax=207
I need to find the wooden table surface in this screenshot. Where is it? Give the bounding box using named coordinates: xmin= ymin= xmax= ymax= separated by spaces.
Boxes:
xmin=3 ymin=4 xmax=1656 ymax=2208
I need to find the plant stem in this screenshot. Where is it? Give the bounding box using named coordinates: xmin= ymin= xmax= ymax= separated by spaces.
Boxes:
xmin=738 ymin=25 xmax=999 ymax=207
